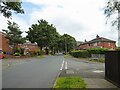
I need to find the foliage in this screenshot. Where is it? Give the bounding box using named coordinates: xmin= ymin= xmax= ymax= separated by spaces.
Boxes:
xmin=70 ymin=50 xmax=90 ymax=58
xmin=14 ymin=48 xmax=24 ymax=55
xmin=14 ymin=52 xmax=21 ymax=56
xmin=87 ymin=48 xmax=108 ymax=54
xmin=70 ymin=48 xmax=108 ymax=58
xmin=27 ymin=19 xmax=77 ymax=54
xmin=104 ymin=0 xmax=120 ymax=46
xmin=57 ymin=34 xmax=77 ymax=54
xmin=35 ymin=50 xmax=45 ymax=55
xmin=26 ymin=19 xmax=59 ymax=50
xmin=89 ymin=58 xmax=105 ymax=63
xmin=1 ymin=1 xmax=24 ymax=18
xmin=2 ymin=21 xmax=26 ymax=54
xmin=116 ymin=47 xmax=120 ymax=51
xmin=53 ymin=77 xmax=86 ymax=88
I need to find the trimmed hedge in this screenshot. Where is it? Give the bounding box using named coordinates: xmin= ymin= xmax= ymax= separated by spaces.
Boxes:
xmin=87 ymin=48 xmax=108 ymax=54
xmin=70 ymin=48 xmax=108 ymax=58
xmin=70 ymin=50 xmax=90 ymax=58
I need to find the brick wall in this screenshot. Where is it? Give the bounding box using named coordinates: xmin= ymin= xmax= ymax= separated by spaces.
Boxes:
xmin=0 ymin=32 xmax=13 ymax=54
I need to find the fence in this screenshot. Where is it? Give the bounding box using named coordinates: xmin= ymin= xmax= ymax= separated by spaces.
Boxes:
xmin=105 ymin=51 xmax=120 ymax=87
xmin=91 ymin=54 xmax=105 ymax=60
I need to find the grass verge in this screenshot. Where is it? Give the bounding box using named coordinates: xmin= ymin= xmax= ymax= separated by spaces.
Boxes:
xmin=89 ymin=58 xmax=105 ymax=63
xmin=36 ymin=55 xmax=45 ymax=58
xmin=53 ymin=76 xmax=86 ymax=89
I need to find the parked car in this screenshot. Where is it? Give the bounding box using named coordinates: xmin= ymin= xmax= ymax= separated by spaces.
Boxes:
xmin=0 ymin=52 xmax=4 ymax=59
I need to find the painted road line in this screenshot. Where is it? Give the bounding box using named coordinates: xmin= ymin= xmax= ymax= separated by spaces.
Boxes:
xmin=60 ymin=60 xmax=64 ymax=70
xmin=65 ymin=61 xmax=67 ymax=70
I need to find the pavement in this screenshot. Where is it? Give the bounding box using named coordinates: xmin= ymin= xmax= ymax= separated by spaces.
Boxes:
xmin=59 ymin=56 xmax=119 ymax=89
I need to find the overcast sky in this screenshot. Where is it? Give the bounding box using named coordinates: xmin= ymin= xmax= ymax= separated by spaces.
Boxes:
xmin=0 ymin=0 xmax=118 ymax=45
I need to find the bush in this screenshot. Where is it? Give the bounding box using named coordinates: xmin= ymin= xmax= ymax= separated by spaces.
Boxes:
xmin=14 ymin=52 xmax=21 ymax=56
xmin=116 ymin=47 xmax=120 ymax=51
xmin=35 ymin=50 xmax=45 ymax=55
xmin=87 ymin=48 xmax=108 ymax=54
xmin=14 ymin=48 xmax=24 ymax=55
xmin=70 ymin=48 xmax=108 ymax=58
xmin=70 ymin=50 xmax=90 ymax=58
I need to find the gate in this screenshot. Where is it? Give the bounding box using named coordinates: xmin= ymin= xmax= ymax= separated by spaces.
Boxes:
xmin=105 ymin=51 xmax=120 ymax=87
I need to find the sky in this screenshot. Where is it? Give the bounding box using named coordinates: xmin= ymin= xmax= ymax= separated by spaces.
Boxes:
xmin=0 ymin=0 xmax=118 ymax=45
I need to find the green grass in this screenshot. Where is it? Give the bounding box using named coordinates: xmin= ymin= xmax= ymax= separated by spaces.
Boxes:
xmin=64 ymin=54 xmax=71 ymax=58
xmin=36 ymin=55 xmax=45 ymax=58
xmin=89 ymin=58 xmax=105 ymax=63
xmin=53 ymin=77 xmax=86 ymax=89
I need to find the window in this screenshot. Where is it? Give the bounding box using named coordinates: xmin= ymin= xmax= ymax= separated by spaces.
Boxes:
xmin=108 ymin=42 xmax=111 ymax=46
xmin=94 ymin=43 xmax=97 ymax=46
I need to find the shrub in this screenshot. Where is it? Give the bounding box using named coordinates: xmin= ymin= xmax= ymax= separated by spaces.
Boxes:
xmin=70 ymin=50 xmax=90 ymax=58
xmin=116 ymin=47 xmax=120 ymax=51
xmin=14 ymin=52 xmax=21 ymax=56
xmin=35 ymin=50 xmax=45 ymax=55
xmin=14 ymin=48 xmax=24 ymax=55
xmin=87 ymin=48 xmax=108 ymax=54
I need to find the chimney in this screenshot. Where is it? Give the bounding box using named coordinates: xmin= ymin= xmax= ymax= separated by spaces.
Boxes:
xmin=96 ymin=34 xmax=99 ymax=39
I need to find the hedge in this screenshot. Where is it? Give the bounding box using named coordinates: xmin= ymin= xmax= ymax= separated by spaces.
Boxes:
xmin=69 ymin=50 xmax=90 ymax=58
xmin=87 ymin=48 xmax=108 ymax=54
xmin=70 ymin=48 xmax=108 ymax=58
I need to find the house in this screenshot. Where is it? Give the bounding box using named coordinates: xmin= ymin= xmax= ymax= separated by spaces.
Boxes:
xmin=17 ymin=42 xmax=39 ymax=55
xmin=0 ymin=32 xmax=13 ymax=54
xmin=76 ymin=41 xmax=83 ymax=50
xmin=78 ymin=35 xmax=116 ymax=50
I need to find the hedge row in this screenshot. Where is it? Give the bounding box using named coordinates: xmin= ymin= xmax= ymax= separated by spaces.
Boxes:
xmin=69 ymin=50 xmax=90 ymax=58
xmin=70 ymin=48 xmax=108 ymax=58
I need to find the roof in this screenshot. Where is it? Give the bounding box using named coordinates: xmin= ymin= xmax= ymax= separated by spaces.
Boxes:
xmin=77 ymin=41 xmax=83 ymax=46
xmin=80 ymin=36 xmax=116 ymax=45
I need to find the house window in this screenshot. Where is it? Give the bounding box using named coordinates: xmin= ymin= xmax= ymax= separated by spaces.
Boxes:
xmin=94 ymin=43 xmax=97 ymax=46
xmin=108 ymin=42 xmax=111 ymax=46
xmin=98 ymin=42 xmax=101 ymax=45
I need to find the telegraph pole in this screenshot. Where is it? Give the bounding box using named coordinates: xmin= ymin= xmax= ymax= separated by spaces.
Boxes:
xmin=118 ymin=9 xmax=120 ymax=47
xmin=65 ymin=38 xmax=67 ymax=54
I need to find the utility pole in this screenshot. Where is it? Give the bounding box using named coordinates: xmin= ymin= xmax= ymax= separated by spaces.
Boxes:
xmin=65 ymin=38 xmax=67 ymax=54
xmin=118 ymin=9 xmax=120 ymax=47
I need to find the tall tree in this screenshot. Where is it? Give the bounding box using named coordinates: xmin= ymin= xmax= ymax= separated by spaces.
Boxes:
xmin=2 ymin=20 xmax=25 ymax=53
xmin=26 ymin=19 xmax=60 ymax=51
xmin=58 ymin=34 xmax=77 ymax=54
xmin=104 ymin=0 xmax=120 ymax=47
xmin=0 ymin=0 xmax=24 ymax=18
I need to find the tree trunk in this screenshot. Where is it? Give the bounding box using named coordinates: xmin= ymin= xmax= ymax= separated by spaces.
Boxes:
xmin=40 ymin=47 xmax=42 ymax=51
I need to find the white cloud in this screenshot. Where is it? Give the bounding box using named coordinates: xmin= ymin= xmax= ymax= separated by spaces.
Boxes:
xmin=0 ymin=0 xmax=118 ymax=45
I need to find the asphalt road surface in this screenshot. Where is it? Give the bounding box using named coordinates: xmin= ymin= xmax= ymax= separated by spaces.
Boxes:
xmin=2 ymin=56 xmax=64 ymax=88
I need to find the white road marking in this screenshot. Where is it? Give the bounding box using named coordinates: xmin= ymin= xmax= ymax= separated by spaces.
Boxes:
xmin=93 ymin=70 xmax=104 ymax=73
xmin=60 ymin=60 xmax=64 ymax=70
xmin=65 ymin=61 xmax=67 ymax=70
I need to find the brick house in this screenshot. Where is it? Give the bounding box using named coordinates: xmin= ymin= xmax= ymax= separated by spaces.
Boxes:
xmin=78 ymin=35 xmax=116 ymax=50
xmin=17 ymin=42 xmax=39 ymax=55
xmin=0 ymin=32 xmax=13 ymax=54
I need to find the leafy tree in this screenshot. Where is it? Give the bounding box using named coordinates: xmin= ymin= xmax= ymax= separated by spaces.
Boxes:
xmin=58 ymin=34 xmax=77 ymax=54
xmin=26 ymin=19 xmax=60 ymax=51
xmin=104 ymin=0 xmax=120 ymax=47
xmin=2 ymin=20 xmax=26 ymax=53
xmin=0 ymin=0 xmax=24 ymax=18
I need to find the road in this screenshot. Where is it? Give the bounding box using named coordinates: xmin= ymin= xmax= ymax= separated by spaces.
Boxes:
xmin=61 ymin=57 xmax=105 ymax=78
xmin=2 ymin=55 xmax=106 ymax=88
xmin=2 ymin=56 xmax=64 ymax=88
